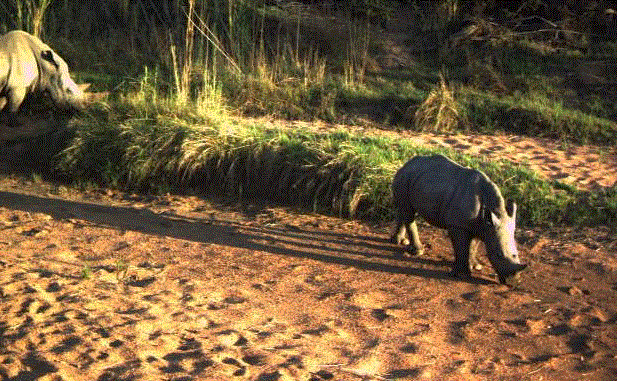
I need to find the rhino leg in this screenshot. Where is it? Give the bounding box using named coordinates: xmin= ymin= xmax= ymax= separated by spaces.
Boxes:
xmin=7 ymin=88 xmax=26 ymax=113
xmin=406 ymin=220 xmax=424 ymax=256
xmin=448 ymin=229 xmax=473 ymax=279
xmin=391 ymin=211 xmax=410 ymax=246
xmin=0 ymin=88 xmax=26 ymax=127
xmin=0 ymin=96 xmax=16 ymax=127
xmin=469 ymin=239 xmax=483 ymax=271
xmin=391 ymin=210 xmax=423 ymax=256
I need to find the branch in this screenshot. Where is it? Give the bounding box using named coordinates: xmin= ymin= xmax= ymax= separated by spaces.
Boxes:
xmin=512 ymin=16 xmax=559 ymax=29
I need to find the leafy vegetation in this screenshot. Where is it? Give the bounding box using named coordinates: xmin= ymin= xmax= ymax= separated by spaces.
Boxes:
xmin=413 ymin=74 xmax=464 ymax=133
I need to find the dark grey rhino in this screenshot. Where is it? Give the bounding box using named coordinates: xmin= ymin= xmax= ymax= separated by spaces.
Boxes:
xmin=391 ymin=154 xmax=527 ymax=284
xmin=0 ymin=30 xmax=83 ymax=123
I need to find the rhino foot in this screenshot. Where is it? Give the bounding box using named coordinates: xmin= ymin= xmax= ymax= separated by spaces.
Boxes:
xmin=402 ymin=245 xmax=423 ymax=257
xmin=498 ymin=273 xmax=521 ymax=286
xmin=390 ymin=234 xmax=410 ymax=246
xmin=497 ymin=263 xmax=528 ymax=285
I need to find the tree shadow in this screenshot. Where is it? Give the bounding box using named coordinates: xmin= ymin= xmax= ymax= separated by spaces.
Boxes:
xmin=0 ymin=190 xmax=493 ymax=285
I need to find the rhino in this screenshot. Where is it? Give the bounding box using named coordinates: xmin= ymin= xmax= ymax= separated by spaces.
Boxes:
xmin=0 ymin=30 xmax=83 ymax=124
xmin=391 ymin=154 xmax=527 ymax=284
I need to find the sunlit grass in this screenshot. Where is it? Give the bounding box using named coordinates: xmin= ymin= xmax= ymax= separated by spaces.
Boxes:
xmin=40 ymin=89 xmax=614 ymax=227
xmin=414 ymin=74 xmax=465 ymax=132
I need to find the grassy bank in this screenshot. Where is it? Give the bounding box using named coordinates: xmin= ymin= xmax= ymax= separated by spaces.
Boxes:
xmin=12 ymin=95 xmax=614 ymax=228
xmin=459 ymin=87 xmax=617 ymax=146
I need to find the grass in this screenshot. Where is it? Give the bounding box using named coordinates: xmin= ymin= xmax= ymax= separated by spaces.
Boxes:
xmin=413 ymin=74 xmax=464 ymax=132
xmin=217 ymin=58 xmax=617 ymax=146
xmin=16 ymin=87 xmax=612 ymax=228
xmin=460 ymin=88 xmax=617 ymax=145
xmin=80 ymin=265 xmax=92 ymax=280
xmin=13 ymin=0 xmax=612 ymax=148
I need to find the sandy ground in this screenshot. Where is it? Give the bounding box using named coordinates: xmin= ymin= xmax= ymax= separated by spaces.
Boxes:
xmin=404 ymin=132 xmax=617 ymax=191
xmin=0 ymin=120 xmax=616 ymax=380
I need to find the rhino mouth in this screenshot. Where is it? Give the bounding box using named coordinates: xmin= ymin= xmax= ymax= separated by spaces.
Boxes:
xmin=497 ymin=263 xmax=528 ymax=285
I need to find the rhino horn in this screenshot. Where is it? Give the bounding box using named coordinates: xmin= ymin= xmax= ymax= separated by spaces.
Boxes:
xmin=491 ymin=211 xmax=501 ymax=227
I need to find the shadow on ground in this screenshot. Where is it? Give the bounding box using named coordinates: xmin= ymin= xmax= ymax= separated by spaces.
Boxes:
xmin=0 ymin=190 xmax=493 ymax=285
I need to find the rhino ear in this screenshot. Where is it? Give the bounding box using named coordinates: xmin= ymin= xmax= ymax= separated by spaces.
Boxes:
xmin=506 ymin=200 xmax=517 ymax=219
xmin=491 ymin=211 xmax=501 ymax=227
xmin=41 ymin=50 xmax=59 ymax=68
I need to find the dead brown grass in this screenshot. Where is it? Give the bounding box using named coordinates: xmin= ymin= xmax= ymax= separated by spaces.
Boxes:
xmin=413 ymin=74 xmax=466 ymax=132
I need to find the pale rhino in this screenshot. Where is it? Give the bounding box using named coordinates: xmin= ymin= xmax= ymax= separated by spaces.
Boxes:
xmin=0 ymin=30 xmax=83 ymax=124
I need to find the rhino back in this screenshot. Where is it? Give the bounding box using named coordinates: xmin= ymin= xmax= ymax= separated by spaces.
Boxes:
xmin=0 ymin=31 xmax=45 ymax=91
xmin=394 ymin=155 xmax=497 ymax=229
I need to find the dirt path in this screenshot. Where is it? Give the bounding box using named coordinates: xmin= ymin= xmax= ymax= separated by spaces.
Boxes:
xmin=405 ymin=132 xmax=617 ymax=190
xmin=0 ymin=165 xmax=616 ymax=380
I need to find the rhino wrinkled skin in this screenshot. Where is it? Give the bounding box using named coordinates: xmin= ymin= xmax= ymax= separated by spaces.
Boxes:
xmin=0 ymin=30 xmax=83 ymax=120
xmin=392 ymin=154 xmax=527 ymax=284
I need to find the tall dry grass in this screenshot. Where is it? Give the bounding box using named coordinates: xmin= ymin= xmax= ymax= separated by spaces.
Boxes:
xmin=414 ymin=73 xmax=466 ymax=132
xmin=1 ymin=0 xmax=53 ymax=36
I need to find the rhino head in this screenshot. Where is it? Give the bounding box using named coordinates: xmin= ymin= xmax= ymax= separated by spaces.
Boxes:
xmin=483 ymin=200 xmax=527 ymax=284
xmin=39 ymin=48 xmax=84 ymax=111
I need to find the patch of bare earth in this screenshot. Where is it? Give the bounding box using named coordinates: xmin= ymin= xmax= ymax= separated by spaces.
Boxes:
xmin=409 ymin=132 xmax=617 ymax=190
xmin=0 ymin=141 xmax=616 ymax=380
